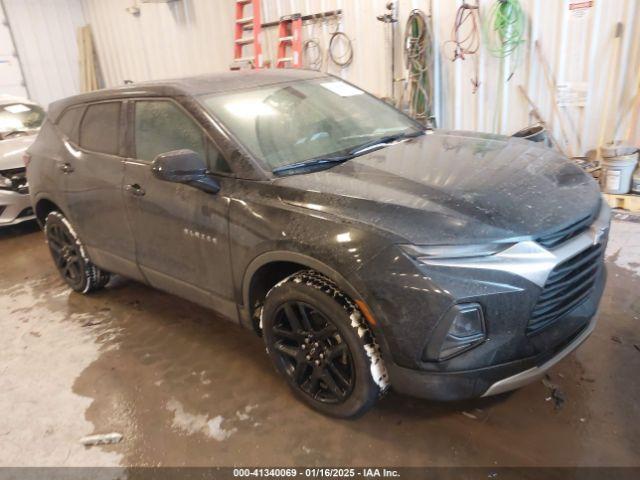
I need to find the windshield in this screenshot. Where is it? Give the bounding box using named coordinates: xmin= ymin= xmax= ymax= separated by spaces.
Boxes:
xmin=0 ymin=102 xmax=45 ymax=136
xmin=201 ymin=78 xmax=421 ymax=171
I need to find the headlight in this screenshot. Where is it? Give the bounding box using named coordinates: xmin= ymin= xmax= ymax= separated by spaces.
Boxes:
xmin=400 ymin=243 xmax=514 ymax=261
xmin=0 ymin=175 xmax=12 ymax=189
xmin=423 ymin=303 xmax=486 ymax=361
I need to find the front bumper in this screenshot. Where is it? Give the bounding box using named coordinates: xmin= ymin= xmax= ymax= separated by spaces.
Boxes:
xmin=382 ymin=273 xmax=603 ymax=401
xmin=352 ymin=204 xmax=610 ymax=401
xmin=0 ymin=189 xmax=35 ymax=227
xmin=482 ymin=312 xmax=597 ymax=396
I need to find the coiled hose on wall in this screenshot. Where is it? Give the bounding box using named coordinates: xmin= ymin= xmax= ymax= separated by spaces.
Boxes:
xmin=444 ymin=2 xmax=481 ymax=92
xmin=482 ymin=0 xmax=525 ymax=78
xmin=403 ymin=9 xmax=435 ymax=126
xmin=482 ymin=0 xmax=525 ymax=132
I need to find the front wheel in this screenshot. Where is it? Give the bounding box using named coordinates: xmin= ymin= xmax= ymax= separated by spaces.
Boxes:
xmin=262 ymin=270 xmax=388 ymax=418
xmin=44 ymin=211 xmax=110 ymax=293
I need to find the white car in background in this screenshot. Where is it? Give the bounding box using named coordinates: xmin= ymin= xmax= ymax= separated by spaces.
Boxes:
xmin=0 ymin=95 xmax=45 ymax=227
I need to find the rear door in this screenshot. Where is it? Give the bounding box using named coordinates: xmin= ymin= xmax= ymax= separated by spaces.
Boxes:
xmin=122 ymin=98 xmax=237 ymax=319
xmin=65 ymin=100 xmax=140 ymax=279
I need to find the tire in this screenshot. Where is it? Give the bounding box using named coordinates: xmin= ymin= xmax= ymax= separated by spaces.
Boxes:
xmin=44 ymin=211 xmax=110 ymax=293
xmin=262 ymin=270 xmax=389 ymax=418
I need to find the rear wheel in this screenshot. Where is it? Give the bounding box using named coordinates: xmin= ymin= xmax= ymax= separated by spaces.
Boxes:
xmin=262 ymin=270 xmax=388 ymax=418
xmin=45 ymin=211 xmax=110 ymax=293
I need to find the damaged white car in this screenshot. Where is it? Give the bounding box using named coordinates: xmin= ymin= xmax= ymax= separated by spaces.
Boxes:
xmin=0 ymin=95 xmax=44 ymax=226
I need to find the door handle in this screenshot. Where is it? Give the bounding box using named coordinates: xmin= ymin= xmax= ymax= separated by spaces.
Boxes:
xmin=59 ymin=162 xmax=74 ymax=173
xmin=125 ymin=183 xmax=145 ymax=196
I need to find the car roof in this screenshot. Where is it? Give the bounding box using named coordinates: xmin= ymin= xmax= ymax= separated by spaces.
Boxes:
xmin=48 ymin=69 xmax=329 ymax=122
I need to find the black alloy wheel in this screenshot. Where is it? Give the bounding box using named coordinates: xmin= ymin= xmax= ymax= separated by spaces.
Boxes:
xmin=45 ymin=211 xmax=110 ymax=293
xmin=271 ymin=300 xmax=355 ymax=404
xmin=262 ymin=270 xmax=385 ymax=418
xmin=47 ymin=221 xmax=85 ymax=290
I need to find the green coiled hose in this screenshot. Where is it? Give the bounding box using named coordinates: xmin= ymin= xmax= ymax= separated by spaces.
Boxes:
xmin=482 ymin=0 xmax=526 ymax=132
xmin=482 ymin=0 xmax=525 ymax=61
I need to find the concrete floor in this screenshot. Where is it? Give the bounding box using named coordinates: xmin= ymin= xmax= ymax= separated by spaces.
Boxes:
xmin=1 ymin=215 xmax=639 ymax=467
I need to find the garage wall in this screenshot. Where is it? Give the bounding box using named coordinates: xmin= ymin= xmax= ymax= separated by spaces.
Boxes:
xmin=80 ymin=0 xmax=640 ymax=155
xmin=2 ymin=0 xmax=86 ymax=109
xmin=0 ymin=3 xmax=28 ymax=99
xmin=81 ymin=0 xmax=235 ymax=87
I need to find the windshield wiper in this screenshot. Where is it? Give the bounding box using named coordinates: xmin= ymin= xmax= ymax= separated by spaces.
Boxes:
xmin=348 ymin=129 xmax=425 ymax=156
xmin=272 ymin=129 xmax=426 ymax=177
xmin=272 ymin=154 xmax=354 ymax=176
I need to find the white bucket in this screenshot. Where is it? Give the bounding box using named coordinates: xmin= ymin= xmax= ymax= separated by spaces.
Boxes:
xmin=600 ymin=149 xmax=638 ymax=194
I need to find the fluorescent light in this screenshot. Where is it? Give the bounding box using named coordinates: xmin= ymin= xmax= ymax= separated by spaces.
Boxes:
xmin=4 ymin=104 xmax=31 ymax=114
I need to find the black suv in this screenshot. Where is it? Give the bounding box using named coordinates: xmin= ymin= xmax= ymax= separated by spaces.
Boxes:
xmin=27 ymin=70 xmax=609 ymax=417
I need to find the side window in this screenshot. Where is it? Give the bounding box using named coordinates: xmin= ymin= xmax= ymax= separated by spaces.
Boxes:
xmin=57 ymin=106 xmax=84 ymax=144
xmin=135 ymin=100 xmax=231 ymax=173
xmin=79 ymin=102 xmax=121 ymax=155
xmin=207 ymin=141 xmax=232 ymax=174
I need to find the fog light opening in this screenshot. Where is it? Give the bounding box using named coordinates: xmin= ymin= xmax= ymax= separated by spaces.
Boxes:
xmin=438 ymin=303 xmax=486 ymax=361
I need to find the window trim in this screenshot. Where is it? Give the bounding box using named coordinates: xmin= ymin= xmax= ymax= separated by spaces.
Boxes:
xmin=128 ymin=96 xmax=235 ymax=177
xmin=77 ymin=99 xmax=125 ymax=157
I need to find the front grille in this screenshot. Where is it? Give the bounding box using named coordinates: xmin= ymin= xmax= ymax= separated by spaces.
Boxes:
xmin=536 ymin=214 xmax=593 ymax=249
xmin=528 ymin=242 xmax=604 ymax=333
xmin=0 ymin=167 xmax=29 ymax=194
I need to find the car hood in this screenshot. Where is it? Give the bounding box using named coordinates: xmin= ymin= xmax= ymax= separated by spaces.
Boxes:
xmin=273 ymin=130 xmax=602 ymax=246
xmin=0 ymin=135 xmax=34 ymax=170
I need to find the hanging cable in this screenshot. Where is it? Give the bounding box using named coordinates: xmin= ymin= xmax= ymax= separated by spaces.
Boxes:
xmin=301 ymin=15 xmax=325 ymax=70
xmin=482 ymin=0 xmax=525 ymax=80
xmin=402 ymin=9 xmax=435 ymax=126
xmin=303 ymin=39 xmax=323 ymax=70
xmin=444 ymin=1 xmax=481 ymax=92
xmin=323 ymin=12 xmax=353 ymax=69
xmin=329 ymin=31 xmax=353 ymax=68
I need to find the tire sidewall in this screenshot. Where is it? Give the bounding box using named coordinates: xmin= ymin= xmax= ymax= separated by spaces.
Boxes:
xmin=262 ymin=276 xmax=381 ymax=418
xmin=45 ymin=211 xmax=92 ymax=293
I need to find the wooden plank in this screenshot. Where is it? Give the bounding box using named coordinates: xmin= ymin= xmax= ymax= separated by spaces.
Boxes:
xmin=603 ymin=193 xmax=640 ymax=212
xmin=78 ymin=26 xmax=98 ymax=93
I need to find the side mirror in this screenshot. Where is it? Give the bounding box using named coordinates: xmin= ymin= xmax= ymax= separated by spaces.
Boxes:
xmin=151 ymin=149 xmax=220 ymax=194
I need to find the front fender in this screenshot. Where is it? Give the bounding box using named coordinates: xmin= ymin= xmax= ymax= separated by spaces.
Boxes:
xmin=241 ymin=250 xmax=364 ymax=310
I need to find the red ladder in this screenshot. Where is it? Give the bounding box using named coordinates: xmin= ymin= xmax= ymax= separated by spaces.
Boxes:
xmin=276 ymin=14 xmax=302 ymax=68
xmin=233 ymin=0 xmax=263 ymax=69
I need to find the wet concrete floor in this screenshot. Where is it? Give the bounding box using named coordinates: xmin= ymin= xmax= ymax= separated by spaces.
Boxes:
xmin=1 ymin=216 xmax=639 ymax=467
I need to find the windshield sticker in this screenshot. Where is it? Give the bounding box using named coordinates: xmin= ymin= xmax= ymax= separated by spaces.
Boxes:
xmin=320 ymin=81 xmax=364 ymax=97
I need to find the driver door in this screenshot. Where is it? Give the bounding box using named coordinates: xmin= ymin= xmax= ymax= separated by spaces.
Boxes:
xmin=122 ymin=98 xmax=237 ymax=320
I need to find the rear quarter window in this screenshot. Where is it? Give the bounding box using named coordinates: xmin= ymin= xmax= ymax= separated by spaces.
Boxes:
xmin=79 ymin=102 xmax=121 ymax=155
xmin=56 ymin=106 xmax=84 ymax=144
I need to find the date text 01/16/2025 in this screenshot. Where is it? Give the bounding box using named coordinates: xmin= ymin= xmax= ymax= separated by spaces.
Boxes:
xmin=232 ymin=468 xmax=401 ymax=478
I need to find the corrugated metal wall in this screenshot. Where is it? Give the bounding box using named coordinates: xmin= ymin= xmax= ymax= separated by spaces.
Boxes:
xmin=3 ymin=0 xmax=85 ymax=108
xmin=77 ymin=0 xmax=640 ymax=154
xmin=0 ymin=3 xmax=28 ymax=99
xmin=81 ymin=0 xmax=235 ymax=87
